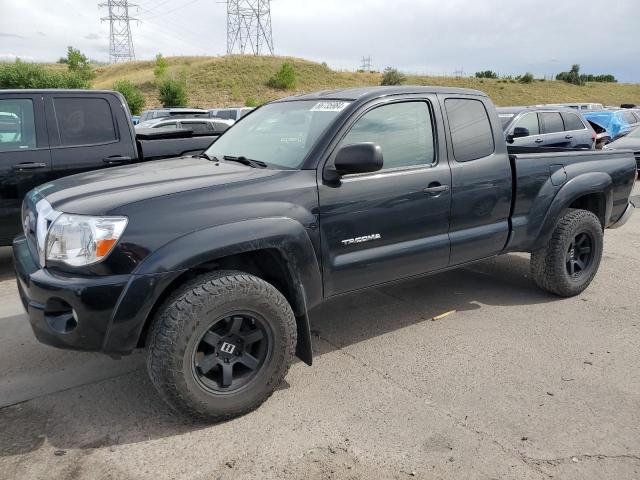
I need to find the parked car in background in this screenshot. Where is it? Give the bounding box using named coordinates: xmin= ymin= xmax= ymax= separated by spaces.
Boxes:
xmin=208 ymin=107 xmax=254 ymax=122
xmin=131 ymin=115 xmax=140 ymax=125
xmin=138 ymin=107 xmax=210 ymax=124
xmin=582 ymin=109 xmax=640 ymax=146
xmin=604 ymin=125 xmax=640 ymax=171
xmin=135 ymin=117 xmax=233 ymax=135
xmin=498 ymin=106 xmax=596 ymax=149
xmin=0 ymin=90 xmax=218 ymax=245
xmin=544 ymin=103 xmax=604 ymax=111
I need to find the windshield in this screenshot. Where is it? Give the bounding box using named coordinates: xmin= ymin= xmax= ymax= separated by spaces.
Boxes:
xmin=205 ymin=100 xmax=349 ymax=169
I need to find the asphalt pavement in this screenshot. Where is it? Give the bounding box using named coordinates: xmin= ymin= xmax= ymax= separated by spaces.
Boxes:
xmin=1 ymin=185 xmax=639 ymax=479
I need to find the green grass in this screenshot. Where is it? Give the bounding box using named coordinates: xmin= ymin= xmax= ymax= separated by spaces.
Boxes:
xmin=85 ymin=55 xmax=640 ymax=108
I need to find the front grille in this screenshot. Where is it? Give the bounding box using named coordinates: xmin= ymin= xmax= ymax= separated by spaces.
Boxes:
xmin=635 ymin=152 xmax=640 ymax=171
xmin=21 ymin=196 xmax=39 ymax=261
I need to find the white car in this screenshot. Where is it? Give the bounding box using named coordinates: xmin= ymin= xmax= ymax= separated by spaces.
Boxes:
xmin=135 ymin=117 xmax=234 ymax=134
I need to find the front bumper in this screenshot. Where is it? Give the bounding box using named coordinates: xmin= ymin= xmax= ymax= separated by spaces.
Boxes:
xmin=13 ymin=235 xmax=181 ymax=354
xmin=608 ymin=201 xmax=634 ymax=229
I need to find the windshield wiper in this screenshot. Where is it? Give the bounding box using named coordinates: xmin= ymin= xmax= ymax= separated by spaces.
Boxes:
xmin=223 ymin=155 xmax=268 ymax=168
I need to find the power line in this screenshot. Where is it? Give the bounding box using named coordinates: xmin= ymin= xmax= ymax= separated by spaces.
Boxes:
xmin=360 ymin=56 xmax=372 ymax=72
xmin=226 ymin=0 xmax=274 ymax=55
xmin=99 ymin=0 xmax=138 ymax=63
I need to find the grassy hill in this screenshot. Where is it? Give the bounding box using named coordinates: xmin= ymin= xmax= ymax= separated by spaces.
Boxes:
xmin=90 ymin=55 xmax=640 ymax=109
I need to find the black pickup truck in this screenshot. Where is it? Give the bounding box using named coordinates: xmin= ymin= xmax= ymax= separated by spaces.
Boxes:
xmin=13 ymin=86 xmax=636 ymax=420
xmin=0 ymin=89 xmax=218 ymax=245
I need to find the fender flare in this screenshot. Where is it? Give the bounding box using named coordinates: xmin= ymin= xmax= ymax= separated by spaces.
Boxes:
xmin=532 ymin=172 xmax=613 ymax=250
xmin=133 ymin=217 xmax=322 ymax=364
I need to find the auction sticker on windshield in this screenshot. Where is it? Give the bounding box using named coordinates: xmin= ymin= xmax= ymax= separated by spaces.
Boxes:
xmin=310 ymin=101 xmax=350 ymax=112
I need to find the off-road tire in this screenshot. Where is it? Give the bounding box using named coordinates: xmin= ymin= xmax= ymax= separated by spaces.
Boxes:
xmin=530 ymin=209 xmax=603 ymax=297
xmin=147 ymin=270 xmax=297 ymax=421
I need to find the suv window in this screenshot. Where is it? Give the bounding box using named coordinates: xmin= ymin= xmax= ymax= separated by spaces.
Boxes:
xmin=445 ymin=98 xmax=494 ymax=162
xmin=154 ymin=111 xmax=170 ymax=119
xmin=180 ymin=121 xmax=212 ymax=133
xmin=0 ymin=99 xmax=36 ymax=152
xmin=561 ymin=113 xmax=585 ymax=131
xmin=53 ymin=97 xmax=117 ymax=146
xmin=621 ymin=111 xmax=638 ymax=124
xmin=155 ymin=122 xmax=178 ymax=130
xmin=540 ymin=112 xmax=564 ymax=134
xmin=514 ymin=112 xmax=539 ymax=136
xmin=216 ymin=110 xmax=236 ymax=121
xmin=340 ymin=101 xmax=435 ymax=170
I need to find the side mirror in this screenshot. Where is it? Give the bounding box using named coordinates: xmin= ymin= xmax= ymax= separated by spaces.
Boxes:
xmin=512 ymin=127 xmax=530 ymax=138
xmin=325 ymin=143 xmax=383 ymax=181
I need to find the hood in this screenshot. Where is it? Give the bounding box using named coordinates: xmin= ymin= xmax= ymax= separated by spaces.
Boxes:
xmin=37 ymin=157 xmax=282 ymax=214
xmin=609 ymin=136 xmax=640 ymax=151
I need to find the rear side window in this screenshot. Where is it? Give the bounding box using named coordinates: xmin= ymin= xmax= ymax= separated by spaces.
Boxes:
xmin=181 ymin=122 xmax=212 ymax=133
xmin=514 ymin=112 xmax=539 ymax=135
xmin=341 ymin=101 xmax=435 ymax=170
xmin=445 ymin=98 xmax=494 ymax=162
xmin=540 ymin=112 xmax=564 ymax=134
xmin=0 ymin=98 xmax=36 ymax=152
xmin=53 ymin=97 xmax=117 ymax=146
xmin=561 ymin=113 xmax=585 ymax=131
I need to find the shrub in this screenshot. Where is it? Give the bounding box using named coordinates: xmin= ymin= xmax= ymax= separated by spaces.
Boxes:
xmin=380 ymin=67 xmax=406 ymax=86
xmin=518 ymin=72 xmax=534 ymax=84
xmin=113 ymin=79 xmax=146 ymax=115
xmin=245 ymin=97 xmax=259 ymax=107
xmin=158 ymin=77 xmax=188 ymax=107
xmin=475 ymin=70 xmax=498 ymax=79
xmin=0 ymin=59 xmax=89 ymax=89
xmin=267 ymin=62 xmax=296 ymax=90
xmin=154 ymin=53 xmax=168 ymax=80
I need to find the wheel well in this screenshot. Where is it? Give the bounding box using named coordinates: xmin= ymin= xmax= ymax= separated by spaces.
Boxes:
xmin=136 ymin=248 xmax=300 ymax=348
xmin=569 ymin=193 xmax=606 ymax=228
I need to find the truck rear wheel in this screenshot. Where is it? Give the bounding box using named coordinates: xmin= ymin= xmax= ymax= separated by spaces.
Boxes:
xmin=147 ymin=270 xmax=296 ymax=421
xmin=530 ymin=209 xmax=603 ymax=297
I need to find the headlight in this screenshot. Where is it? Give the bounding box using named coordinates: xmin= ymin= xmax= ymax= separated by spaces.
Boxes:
xmin=45 ymin=214 xmax=128 ymax=267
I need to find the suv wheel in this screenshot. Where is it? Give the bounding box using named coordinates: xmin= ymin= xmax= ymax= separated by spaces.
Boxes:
xmin=530 ymin=209 xmax=603 ymax=297
xmin=147 ymin=270 xmax=297 ymax=421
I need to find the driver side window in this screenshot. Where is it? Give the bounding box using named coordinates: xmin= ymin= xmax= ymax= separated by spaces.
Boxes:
xmin=340 ymin=101 xmax=435 ymax=170
xmin=513 ymin=112 xmax=539 ymax=136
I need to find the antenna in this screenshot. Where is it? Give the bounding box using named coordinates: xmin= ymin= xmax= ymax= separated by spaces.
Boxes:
xmin=226 ymin=0 xmax=274 ymax=55
xmin=99 ymin=0 xmax=138 ymax=63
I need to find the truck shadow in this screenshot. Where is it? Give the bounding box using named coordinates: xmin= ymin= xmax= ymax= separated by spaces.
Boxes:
xmin=0 ymin=253 xmax=561 ymax=457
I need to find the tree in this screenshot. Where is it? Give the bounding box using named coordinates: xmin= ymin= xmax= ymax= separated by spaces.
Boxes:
xmin=556 ymin=64 xmax=584 ymax=86
xmin=380 ymin=67 xmax=406 ymax=86
xmin=475 ymin=70 xmax=498 ymax=79
xmin=158 ymin=77 xmax=188 ymax=107
xmin=518 ymin=72 xmax=534 ymax=84
xmin=113 ymin=79 xmax=146 ymax=115
xmin=63 ymin=46 xmax=95 ymax=81
xmin=154 ymin=53 xmax=168 ymax=80
xmin=0 ymin=59 xmax=89 ymax=89
xmin=267 ymin=62 xmax=296 ymax=90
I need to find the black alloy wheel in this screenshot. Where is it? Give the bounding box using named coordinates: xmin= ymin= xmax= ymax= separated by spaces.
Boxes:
xmin=565 ymin=232 xmax=594 ymax=278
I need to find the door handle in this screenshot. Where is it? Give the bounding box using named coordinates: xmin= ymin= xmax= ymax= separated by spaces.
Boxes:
xmin=535 ymin=138 xmax=544 ymax=144
xmin=12 ymin=162 xmax=46 ymax=171
xmin=565 ymin=134 xmax=573 ymax=139
xmin=103 ymin=155 xmax=132 ymax=165
xmin=423 ymin=184 xmax=450 ymax=195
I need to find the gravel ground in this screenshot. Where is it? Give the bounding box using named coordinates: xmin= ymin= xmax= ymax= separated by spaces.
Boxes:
xmin=0 ymin=184 xmax=639 ymax=480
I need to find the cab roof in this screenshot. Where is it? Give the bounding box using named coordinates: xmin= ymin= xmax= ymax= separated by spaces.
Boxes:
xmin=274 ymin=86 xmax=487 ymax=103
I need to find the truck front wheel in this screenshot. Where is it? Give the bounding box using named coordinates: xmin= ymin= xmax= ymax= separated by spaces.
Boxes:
xmin=530 ymin=209 xmax=603 ymax=297
xmin=147 ymin=270 xmax=297 ymax=421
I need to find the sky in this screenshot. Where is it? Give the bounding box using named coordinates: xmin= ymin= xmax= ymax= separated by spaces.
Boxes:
xmin=1 ymin=0 xmax=639 ymax=82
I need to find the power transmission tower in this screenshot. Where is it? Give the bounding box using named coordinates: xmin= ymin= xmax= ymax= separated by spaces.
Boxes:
xmin=360 ymin=56 xmax=372 ymax=72
xmin=226 ymin=0 xmax=274 ymax=55
xmin=99 ymin=0 xmax=138 ymax=63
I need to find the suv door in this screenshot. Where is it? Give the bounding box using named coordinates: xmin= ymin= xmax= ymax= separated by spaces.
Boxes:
xmin=0 ymin=94 xmax=51 ymax=245
xmin=45 ymin=93 xmax=137 ymax=176
xmin=561 ymin=112 xmax=592 ymax=148
xmin=318 ymin=98 xmax=451 ymax=296
xmin=540 ymin=112 xmax=570 ymax=147
xmin=509 ymin=112 xmax=542 ymax=147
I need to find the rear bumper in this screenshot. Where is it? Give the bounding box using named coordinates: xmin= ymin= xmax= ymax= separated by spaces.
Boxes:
xmin=608 ymin=202 xmax=634 ymax=229
xmin=13 ymin=235 xmax=181 ymax=354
